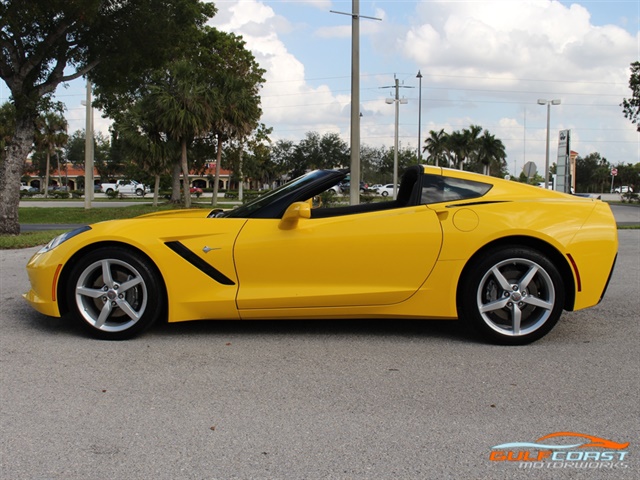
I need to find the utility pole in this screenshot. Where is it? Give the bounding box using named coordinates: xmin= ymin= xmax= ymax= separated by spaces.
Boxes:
xmin=382 ymin=76 xmax=411 ymax=199
xmin=416 ymin=70 xmax=423 ymax=162
xmin=83 ymin=80 xmax=94 ymax=209
xmin=331 ymin=1 xmax=381 ymax=205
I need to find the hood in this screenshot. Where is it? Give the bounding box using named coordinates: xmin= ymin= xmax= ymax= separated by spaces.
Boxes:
xmin=135 ymin=208 xmax=214 ymax=220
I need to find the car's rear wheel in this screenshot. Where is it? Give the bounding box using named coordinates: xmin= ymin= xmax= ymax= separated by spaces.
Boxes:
xmin=458 ymin=247 xmax=565 ymax=345
xmin=136 ymin=188 xmax=144 ymax=196
xmin=105 ymin=188 xmax=114 ymax=195
xmin=66 ymin=247 xmax=163 ymax=340
xmin=381 ymin=191 xmax=389 ymax=197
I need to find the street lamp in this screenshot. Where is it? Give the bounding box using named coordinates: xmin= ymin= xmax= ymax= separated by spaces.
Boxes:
xmin=416 ymin=70 xmax=423 ymax=162
xmin=537 ymin=98 xmax=561 ymax=189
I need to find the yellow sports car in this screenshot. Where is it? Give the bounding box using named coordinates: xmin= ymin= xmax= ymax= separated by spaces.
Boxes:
xmin=24 ymin=165 xmax=618 ymax=344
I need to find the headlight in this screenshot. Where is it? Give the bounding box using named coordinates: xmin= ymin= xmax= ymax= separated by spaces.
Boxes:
xmin=37 ymin=226 xmax=92 ymax=254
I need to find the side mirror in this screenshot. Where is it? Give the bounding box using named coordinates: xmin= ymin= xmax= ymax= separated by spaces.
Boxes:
xmin=279 ymin=202 xmax=311 ymax=230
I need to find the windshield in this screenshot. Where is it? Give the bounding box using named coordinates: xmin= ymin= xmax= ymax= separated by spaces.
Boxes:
xmin=223 ymin=170 xmax=331 ymax=218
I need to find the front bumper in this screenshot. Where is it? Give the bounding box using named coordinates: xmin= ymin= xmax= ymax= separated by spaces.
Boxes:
xmin=24 ymin=251 xmax=63 ymax=318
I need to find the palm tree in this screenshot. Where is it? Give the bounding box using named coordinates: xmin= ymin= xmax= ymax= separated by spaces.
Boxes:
xmin=35 ymin=111 xmax=68 ymax=198
xmin=477 ymin=131 xmax=506 ymax=176
xmin=423 ymin=129 xmax=448 ymax=166
xmin=148 ymin=60 xmax=215 ymax=208
xmin=446 ymin=130 xmax=468 ymax=170
xmin=461 ymin=125 xmax=483 ymax=170
xmin=210 ymin=73 xmax=261 ymax=205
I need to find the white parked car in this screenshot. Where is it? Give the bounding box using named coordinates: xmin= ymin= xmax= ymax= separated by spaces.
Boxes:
xmin=100 ymin=179 xmax=148 ymax=196
xmin=377 ymin=184 xmax=398 ymax=197
xmin=614 ymin=186 xmax=633 ymax=194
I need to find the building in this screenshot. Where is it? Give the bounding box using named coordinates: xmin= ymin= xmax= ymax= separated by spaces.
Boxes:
xmin=22 ymin=162 xmax=234 ymax=192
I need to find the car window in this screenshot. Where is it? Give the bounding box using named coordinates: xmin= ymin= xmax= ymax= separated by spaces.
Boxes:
xmin=224 ymin=170 xmax=342 ymax=218
xmin=421 ymin=174 xmax=492 ymax=204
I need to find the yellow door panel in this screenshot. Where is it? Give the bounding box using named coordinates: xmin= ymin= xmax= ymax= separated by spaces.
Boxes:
xmin=234 ymin=206 xmax=443 ymax=309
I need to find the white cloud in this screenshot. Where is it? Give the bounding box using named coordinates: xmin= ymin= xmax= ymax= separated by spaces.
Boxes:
xmin=209 ymin=0 xmax=349 ymax=138
xmin=50 ymin=0 xmax=635 ymax=176
xmin=401 ymin=0 xmax=636 ymax=91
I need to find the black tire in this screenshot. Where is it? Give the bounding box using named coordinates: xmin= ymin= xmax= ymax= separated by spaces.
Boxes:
xmin=65 ymin=247 xmax=164 ymax=340
xmin=136 ymin=189 xmax=144 ymax=196
xmin=105 ymin=188 xmax=114 ymax=195
xmin=381 ymin=191 xmax=389 ymax=197
xmin=457 ymin=247 xmax=565 ymax=345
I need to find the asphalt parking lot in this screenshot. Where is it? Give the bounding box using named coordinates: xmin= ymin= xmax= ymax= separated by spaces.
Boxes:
xmin=1 ymin=231 xmax=638 ymax=479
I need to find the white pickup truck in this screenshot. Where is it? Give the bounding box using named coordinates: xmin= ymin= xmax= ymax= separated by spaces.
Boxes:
xmin=100 ymin=179 xmax=148 ymax=196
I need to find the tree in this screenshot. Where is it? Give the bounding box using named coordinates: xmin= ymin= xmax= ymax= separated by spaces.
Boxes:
xmin=225 ymin=123 xmax=274 ymax=190
xmin=422 ymin=126 xmax=507 ymax=177
xmin=0 ymin=102 xmax=15 ymax=164
xmin=574 ymin=153 xmax=611 ymax=193
xmin=474 ymin=131 xmax=506 ymax=176
xmin=360 ymin=145 xmax=386 ymax=183
xmin=378 ymin=145 xmax=416 ymax=178
xmin=34 ymin=110 xmax=68 ymax=197
xmin=621 ymin=61 xmax=640 ymax=131
xmin=423 ymin=129 xmax=448 ymax=167
xmin=318 ymin=133 xmax=349 ymax=169
xmin=146 ymin=59 xmax=216 ymax=208
xmin=271 ymin=140 xmax=297 ymax=180
xmin=446 ymin=130 xmax=468 ymax=170
xmin=0 ymin=0 xmax=215 ymax=234
xmin=461 ymin=125 xmax=483 ymax=170
xmin=204 ymin=30 xmax=265 ymax=206
xmin=113 ymin=104 xmax=177 ymax=206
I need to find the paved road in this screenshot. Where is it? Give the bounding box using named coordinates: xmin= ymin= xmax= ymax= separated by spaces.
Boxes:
xmin=610 ymin=203 xmax=640 ymax=225
xmin=1 ymin=232 xmax=638 ymax=479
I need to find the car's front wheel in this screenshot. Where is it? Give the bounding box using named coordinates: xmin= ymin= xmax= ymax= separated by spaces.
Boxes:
xmin=66 ymin=247 xmax=164 ymax=340
xmin=458 ymin=247 xmax=565 ymax=345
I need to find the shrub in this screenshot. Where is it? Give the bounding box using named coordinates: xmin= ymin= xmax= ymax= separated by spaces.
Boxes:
xmin=50 ymin=190 xmax=70 ymax=199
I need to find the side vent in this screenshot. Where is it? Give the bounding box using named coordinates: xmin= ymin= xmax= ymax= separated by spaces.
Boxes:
xmin=165 ymin=241 xmax=235 ymax=285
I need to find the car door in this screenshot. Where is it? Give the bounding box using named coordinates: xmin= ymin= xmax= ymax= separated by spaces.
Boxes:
xmin=233 ymin=204 xmax=443 ymax=310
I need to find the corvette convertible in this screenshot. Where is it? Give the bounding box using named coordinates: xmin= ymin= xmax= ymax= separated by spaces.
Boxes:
xmin=24 ymin=165 xmax=618 ymax=344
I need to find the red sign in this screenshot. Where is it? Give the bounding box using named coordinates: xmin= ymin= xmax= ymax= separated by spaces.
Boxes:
xmin=611 ymin=168 xmax=618 ymax=176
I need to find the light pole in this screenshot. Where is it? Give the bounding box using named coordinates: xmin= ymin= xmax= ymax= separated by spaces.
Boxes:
xmin=83 ymin=80 xmax=94 ymax=209
xmin=385 ymin=77 xmax=408 ymax=199
xmin=416 ymin=70 xmax=422 ymax=162
xmin=331 ymin=1 xmax=381 ymax=205
xmin=537 ymin=98 xmax=561 ymax=189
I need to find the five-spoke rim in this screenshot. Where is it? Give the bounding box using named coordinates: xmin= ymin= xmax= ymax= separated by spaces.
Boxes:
xmin=74 ymin=259 xmax=148 ymax=332
xmin=476 ymin=257 xmax=555 ymax=337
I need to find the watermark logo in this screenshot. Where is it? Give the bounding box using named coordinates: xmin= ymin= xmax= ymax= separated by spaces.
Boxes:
xmin=490 ymin=431 xmax=630 ymax=470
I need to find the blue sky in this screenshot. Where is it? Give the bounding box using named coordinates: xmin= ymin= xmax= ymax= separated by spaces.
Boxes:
xmin=2 ymin=0 xmax=638 ymax=178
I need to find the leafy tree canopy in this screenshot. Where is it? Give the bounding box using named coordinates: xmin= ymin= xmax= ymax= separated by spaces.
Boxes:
xmin=621 ymin=61 xmax=640 ymax=131
xmin=0 ymin=0 xmax=216 ymax=233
